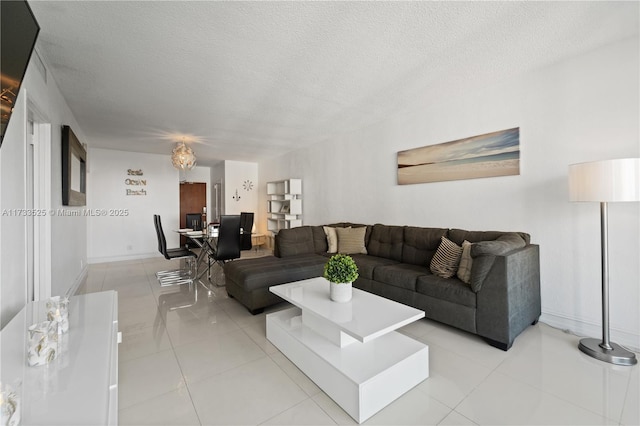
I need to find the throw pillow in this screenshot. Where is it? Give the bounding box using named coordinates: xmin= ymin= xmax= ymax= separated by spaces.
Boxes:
xmin=456 ymin=240 xmax=473 ymax=284
xmin=430 ymin=236 xmax=463 ymax=278
xmin=335 ymin=226 xmax=368 ymax=254
xmin=323 ymin=226 xmax=338 ymax=253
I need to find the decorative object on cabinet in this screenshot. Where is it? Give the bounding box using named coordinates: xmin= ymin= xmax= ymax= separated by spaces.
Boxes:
xmin=46 ymin=296 xmax=69 ymax=334
xmin=266 ymin=179 xmax=302 ymax=234
xmin=397 ymin=127 xmax=520 ymax=185
xmin=27 ymin=321 xmax=58 ymax=366
xmin=171 ymin=138 xmax=196 ymax=170
xmin=569 ymin=158 xmax=639 ymax=366
xmin=62 ymin=125 xmax=87 ymax=206
xmin=0 ymin=381 xmax=21 ymax=426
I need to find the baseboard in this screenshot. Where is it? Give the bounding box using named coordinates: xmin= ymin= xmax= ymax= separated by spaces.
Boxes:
xmin=87 ymin=252 xmax=161 ymax=264
xmin=65 ymin=264 xmax=88 ymax=298
xmin=540 ymin=311 xmax=640 ymax=352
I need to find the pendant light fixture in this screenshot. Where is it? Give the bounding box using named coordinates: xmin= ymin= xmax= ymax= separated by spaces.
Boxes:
xmin=171 ymin=139 xmax=196 ymax=170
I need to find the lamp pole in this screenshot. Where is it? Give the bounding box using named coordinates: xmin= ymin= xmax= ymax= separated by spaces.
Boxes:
xmin=599 ymin=202 xmax=612 ymax=351
xmin=576 ymin=198 xmax=636 ymax=366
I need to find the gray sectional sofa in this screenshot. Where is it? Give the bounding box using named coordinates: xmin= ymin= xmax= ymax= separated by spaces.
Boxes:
xmin=224 ymin=222 xmax=541 ymax=350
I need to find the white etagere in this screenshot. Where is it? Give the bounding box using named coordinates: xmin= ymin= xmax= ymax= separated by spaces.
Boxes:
xmin=267 ymin=178 xmax=302 ymax=234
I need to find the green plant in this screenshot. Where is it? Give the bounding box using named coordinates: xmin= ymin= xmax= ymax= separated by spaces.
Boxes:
xmin=324 ymin=254 xmax=359 ymax=284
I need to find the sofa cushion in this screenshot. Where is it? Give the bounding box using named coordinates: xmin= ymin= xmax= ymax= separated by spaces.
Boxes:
xmin=348 ymin=254 xmax=399 ymax=280
xmin=402 ymin=226 xmax=449 ymax=266
xmin=276 ymin=227 xmax=316 ymax=257
xmin=224 ymin=254 xmax=326 ymax=292
xmin=457 ymin=240 xmax=473 ymax=284
xmin=323 ymin=226 xmax=338 ymax=253
xmin=325 ymin=223 xmax=372 ymax=246
xmin=430 ymin=236 xmax=463 ymax=278
xmin=373 ymin=263 xmax=429 ymax=291
xmin=367 ymin=224 xmax=404 ymax=261
xmin=416 ymin=274 xmax=477 ymax=308
xmin=312 ymin=226 xmax=329 ymax=253
xmin=335 ymin=226 xmax=368 ymax=254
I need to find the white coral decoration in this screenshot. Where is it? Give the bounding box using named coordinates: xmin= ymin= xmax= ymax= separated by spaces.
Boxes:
xmin=0 ymin=382 xmax=21 ymax=426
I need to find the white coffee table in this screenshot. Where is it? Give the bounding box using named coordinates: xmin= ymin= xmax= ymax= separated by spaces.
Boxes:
xmin=267 ymin=277 xmax=429 ymax=423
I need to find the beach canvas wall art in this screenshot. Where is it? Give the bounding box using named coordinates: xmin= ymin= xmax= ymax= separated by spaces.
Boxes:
xmin=397 ymin=127 xmax=520 ymax=185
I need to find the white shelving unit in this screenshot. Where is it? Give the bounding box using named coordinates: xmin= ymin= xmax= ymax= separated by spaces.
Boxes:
xmin=267 ymin=178 xmax=302 ymax=234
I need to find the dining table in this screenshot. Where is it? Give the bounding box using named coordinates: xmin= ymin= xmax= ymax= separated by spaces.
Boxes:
xmin=175 ymin=228 xmax=218 ymax=281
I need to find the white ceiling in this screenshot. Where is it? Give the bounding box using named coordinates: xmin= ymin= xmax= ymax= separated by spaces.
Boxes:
xmin=29 ymin=1 xmax=638 ymax=166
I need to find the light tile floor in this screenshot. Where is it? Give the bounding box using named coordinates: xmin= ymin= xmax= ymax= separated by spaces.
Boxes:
xmin=77 ymin=255 xmax=639 ymax=425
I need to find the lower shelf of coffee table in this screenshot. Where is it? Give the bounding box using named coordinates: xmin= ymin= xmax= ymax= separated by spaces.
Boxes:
xmin=266 ymin=307 xmax=429 ymax=423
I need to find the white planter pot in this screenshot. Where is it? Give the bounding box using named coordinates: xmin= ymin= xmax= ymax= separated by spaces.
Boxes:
xmin=330 ymin=281 xmax=352 ymax=303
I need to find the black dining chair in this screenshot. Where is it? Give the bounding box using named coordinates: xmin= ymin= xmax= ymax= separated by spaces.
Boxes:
xmin=154 ymin=214 xmax=197 ymax=286
xmin=186 ymin=213 xmax=202 ymax=231
xmin=207 ymin=215 xmax=242 ymax=286
xmin=184 ymin=213 xmax=203 ymax=248
xmin=239 ymin=212 xmax=254 ymax=251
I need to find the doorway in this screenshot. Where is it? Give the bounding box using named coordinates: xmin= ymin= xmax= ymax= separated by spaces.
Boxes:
xmin=179 ymin=182 xmax=206 ymax=246
xmin=213 ymin=181 xmax=222 ymax=224
xmin=26 ymin=104 xmax=52 ymax=301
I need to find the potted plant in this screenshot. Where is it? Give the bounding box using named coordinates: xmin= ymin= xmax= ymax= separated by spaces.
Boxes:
xmin=323 ymin=254 xmax=359 ymax=302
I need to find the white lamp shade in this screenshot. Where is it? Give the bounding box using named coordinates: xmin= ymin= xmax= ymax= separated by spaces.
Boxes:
xmin=569 ymin=158 xmax=640 ymax=202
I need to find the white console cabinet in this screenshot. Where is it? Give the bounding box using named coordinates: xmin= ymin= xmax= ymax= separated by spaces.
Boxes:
xmin=267 ymin=178 xmax=302 ymax=233
xmin=0 ymin=291 xmax=119 ymax=425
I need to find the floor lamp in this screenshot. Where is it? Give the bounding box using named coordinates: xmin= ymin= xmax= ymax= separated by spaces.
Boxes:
xmin=569 ymin=158 xmax=639 ymax=366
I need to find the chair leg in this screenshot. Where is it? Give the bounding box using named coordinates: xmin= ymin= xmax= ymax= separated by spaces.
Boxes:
xmin=156 ymin=256 xmax=196 ymax=287
xmin=159 ymin=276 xmax=192 ymax=287
xmin=207 ymin=260 xmax=226 ymax=287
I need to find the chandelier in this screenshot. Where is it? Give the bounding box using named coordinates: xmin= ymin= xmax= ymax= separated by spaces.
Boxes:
xmin=171 ymin=139 xmax=196 ymax=170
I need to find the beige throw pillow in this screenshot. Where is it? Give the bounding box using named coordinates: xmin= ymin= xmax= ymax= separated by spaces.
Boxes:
xmin=456 ymin=240 xmax=473 ymax=284
xmin=335 ymin=226 xmax=368 ymax=255
xmin=430 ymin=236 xmax=463 ymax=278
xmin=323 ymin=226 xmax=338 ymax=253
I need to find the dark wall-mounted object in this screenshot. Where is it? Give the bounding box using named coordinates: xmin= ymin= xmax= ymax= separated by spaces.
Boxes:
xmin=0 ymin=0 xmax=40 ymax=146
xmin=62 ymin=125 xmax=87 ymax=206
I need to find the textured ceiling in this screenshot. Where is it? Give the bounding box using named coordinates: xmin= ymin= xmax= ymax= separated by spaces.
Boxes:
xmin=29 ymin=1 xmax=639 ymax=165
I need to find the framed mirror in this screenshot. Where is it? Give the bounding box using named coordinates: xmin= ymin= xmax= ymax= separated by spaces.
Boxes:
xmin=62 ymin=125 xmax=86 ymax=206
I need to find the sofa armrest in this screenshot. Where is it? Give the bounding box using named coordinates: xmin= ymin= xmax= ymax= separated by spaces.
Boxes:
xmin=469 ymin=233 xmax=527 ymax=292
xmin=475 ymin=244 xmax=541 ymax=350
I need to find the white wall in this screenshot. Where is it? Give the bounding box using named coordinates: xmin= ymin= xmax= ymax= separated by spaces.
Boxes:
xmin=87 ymin=148 xmax=181 ymax=262
xmin=0 ymin=80 xmax=28 ymax=328
xmin=259 ymin=37 xmax=640 ymax=348
xmin=1 ymin=49 xmax=88 ymax=327
xmin=223 ymin=160 xmax=259 ymax=220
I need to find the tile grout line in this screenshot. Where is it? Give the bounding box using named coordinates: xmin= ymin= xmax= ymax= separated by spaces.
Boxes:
xmin=132 ymin=265 xmax=203 ymax=425
xmin=168 ymin=347 xmax=204 ymax=426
